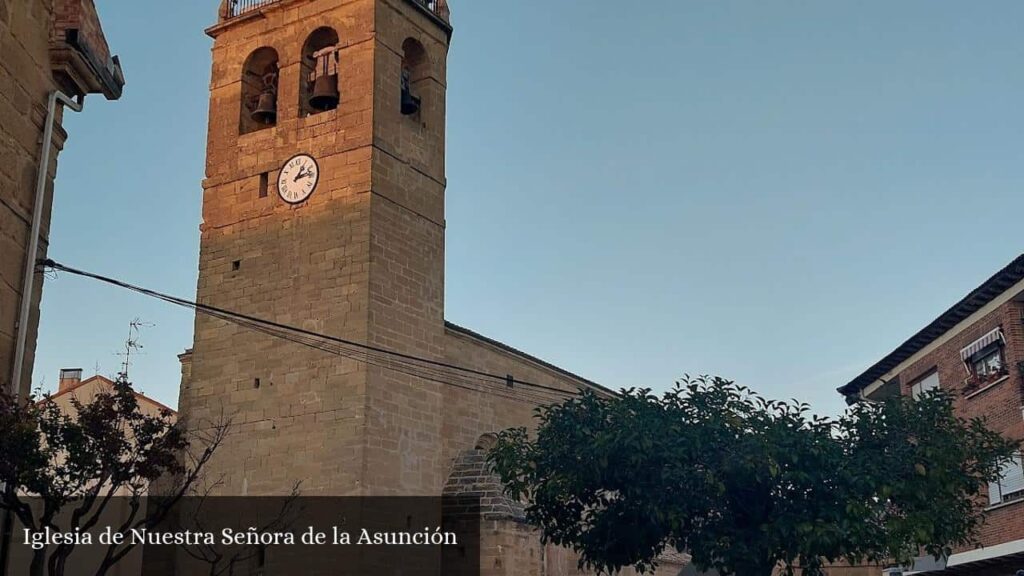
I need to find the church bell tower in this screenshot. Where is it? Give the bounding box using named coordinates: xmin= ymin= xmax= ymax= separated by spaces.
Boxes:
xmin=179 ymin=0 xmax=452 ymax=496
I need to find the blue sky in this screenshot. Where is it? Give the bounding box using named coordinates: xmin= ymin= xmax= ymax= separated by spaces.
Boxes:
xmin=34 ymin=1 xmax=1024 ymax=416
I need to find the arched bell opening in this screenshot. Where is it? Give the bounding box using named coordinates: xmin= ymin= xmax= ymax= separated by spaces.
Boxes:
xmin=240 ymin=47 xmax=280 ymax=134
xmin=300 ymin=27 xmax=341 ymax=116
xmin=400 ymin=37 xmax=427 ymax=116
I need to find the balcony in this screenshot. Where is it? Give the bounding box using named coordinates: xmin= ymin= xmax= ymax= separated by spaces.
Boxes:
xmin=962 ymin=366 xmax=1010 ymax=398
xmin=407 ymin=0 xmax=451 ymax=23
xmin=223 ymin=0 xmax=280 ymax=19
xmin=221 ymin=0 xmax=450 ymax=25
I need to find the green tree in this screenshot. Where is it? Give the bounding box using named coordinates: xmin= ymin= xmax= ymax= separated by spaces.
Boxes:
xmin=489 ymin=376 xmax=1017 ymax=576
xmin=0 ymin=375 xmax=227 ymax=576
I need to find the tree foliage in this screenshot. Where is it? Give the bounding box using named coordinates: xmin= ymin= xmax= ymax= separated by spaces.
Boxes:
xmin=489 ymin=376 xmax=1018 ymax=576
xmin=0 ymin=376 xmax=227 ymax=576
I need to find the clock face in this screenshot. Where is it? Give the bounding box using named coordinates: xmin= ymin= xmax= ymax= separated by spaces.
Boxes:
xmin=278 ymin=154 xmax=320 ymax=204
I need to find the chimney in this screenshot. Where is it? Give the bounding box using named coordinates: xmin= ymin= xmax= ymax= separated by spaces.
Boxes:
xmin=58 ymin=368 xmax=83 ymax=392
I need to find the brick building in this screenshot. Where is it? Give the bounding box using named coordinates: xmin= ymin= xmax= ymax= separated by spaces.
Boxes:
xmin=175 ymin=0 xmax=684 ymax=574
xmin=45 ymin=368 xmax=176 ymax=421
xmin=839 ymin=255 xmax=1024 ymax=576
xmin=0 ymin=0 xmax=123 ymax=398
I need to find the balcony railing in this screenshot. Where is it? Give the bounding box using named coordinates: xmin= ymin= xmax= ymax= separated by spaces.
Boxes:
xmin=225 ymin=0 xmax=281 ymax=19
xmin=409 ymin=0 xmax=450 ymax=21
xmin=224 ymin=0 xmax=449 ymax=24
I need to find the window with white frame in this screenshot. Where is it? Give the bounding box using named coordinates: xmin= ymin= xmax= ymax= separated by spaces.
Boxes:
xmin=910 ymin=371 xmax=940 ymax=400
xmin=989 ymin=453 xmax=1024 ymax=506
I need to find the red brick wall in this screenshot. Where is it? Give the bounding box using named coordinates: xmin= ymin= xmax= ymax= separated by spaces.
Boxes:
xmin=51 ymin=0 xmax=112 ymax=66
xmin=896 ymin=298 xmax=1024 ymax=548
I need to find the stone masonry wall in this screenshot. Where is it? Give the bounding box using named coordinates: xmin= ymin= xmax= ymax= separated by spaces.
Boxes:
xmin=357 ymin=0 xmax=450 ymax=495
xmin=0 ymin=0 xmax=63 ymax=397
xmin=440 ymin=325 xmax=611 ymax=489
xmin=183 ymin=0 xmax=378 ymax=497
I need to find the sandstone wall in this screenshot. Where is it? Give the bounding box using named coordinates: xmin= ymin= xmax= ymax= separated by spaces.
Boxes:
xmin=0 ymin=0 xmax=62 ymax=397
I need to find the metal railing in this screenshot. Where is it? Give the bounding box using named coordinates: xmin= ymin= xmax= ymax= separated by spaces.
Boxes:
xmin=408 ymin=0 xmax=449 ymax=21
xmin=224 ymin=0 xmax=449 ymax=26
xmin=226 ymin=0 xmax=282 ymax=19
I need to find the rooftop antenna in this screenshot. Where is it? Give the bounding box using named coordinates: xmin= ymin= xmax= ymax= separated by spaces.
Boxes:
xmin=115 ymin=318 xmax=154 ymax=382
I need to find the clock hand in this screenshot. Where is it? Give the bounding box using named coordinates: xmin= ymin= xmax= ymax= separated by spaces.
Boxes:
xmin=293 ymin=169 xmax=307 ymax=182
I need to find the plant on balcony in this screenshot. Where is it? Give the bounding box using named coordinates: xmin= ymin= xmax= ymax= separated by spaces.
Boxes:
xmin=963 ymin=366 xmax=1010 ymax=394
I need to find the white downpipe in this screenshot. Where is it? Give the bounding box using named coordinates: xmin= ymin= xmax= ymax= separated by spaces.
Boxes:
xmin=9 ymin=90 xmax=84 ymax=399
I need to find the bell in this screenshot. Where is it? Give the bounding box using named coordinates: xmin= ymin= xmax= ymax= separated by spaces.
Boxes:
xmin=400 ymin=82 xmax=421 ymax=116
xmin=251 ymin=91 xmax=277 ymax=124
xmin=309 ymin=74 xmax=339 ymax=111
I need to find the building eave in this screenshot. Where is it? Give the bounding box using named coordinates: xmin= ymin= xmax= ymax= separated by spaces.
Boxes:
xmin=444 ymin=320 xmax=617 ymax=397
xmin=40 ymin=375 xmax=177 ymax=415
xmin=838 ymin=253 xmax=1024 ymax=401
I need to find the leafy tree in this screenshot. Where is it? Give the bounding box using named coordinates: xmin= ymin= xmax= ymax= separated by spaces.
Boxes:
xmin=489 ymin=376 xmax=1018 ymax=576
xmin=0 ymin=375 xmax=227 ymax=576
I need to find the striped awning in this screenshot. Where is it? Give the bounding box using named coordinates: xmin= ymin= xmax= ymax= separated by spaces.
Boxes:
xmin=960 ymin=327 xmax=1004 ymax=361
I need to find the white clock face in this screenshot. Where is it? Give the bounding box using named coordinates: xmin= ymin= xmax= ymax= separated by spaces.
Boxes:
xmin=278 ymin=154 xmax=320 ymax=204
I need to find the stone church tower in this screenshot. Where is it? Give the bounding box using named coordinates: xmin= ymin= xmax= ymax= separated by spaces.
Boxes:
xmin=178 ymin=1 xmax=684 ymax=573
xmin=181 ymin=0 xmax=452 ymax=497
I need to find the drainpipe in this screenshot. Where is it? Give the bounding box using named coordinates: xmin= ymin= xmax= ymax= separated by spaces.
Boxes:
xmin=1 ymin=90 xmax=84 ymax=576
xmin=8 ymin=90 xmax=84 ymax=399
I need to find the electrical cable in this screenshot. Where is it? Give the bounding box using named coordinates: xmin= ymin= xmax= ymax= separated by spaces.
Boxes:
xmin=40 ymin=259 xmax=588 ymax=406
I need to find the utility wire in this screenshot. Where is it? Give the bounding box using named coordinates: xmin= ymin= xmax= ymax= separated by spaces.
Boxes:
xmin=195 ymin=300 xmax=568 ymax=407
xmin=179 ymin=298 xmax=572 ymax=408
xmin=40 ymin=259 xmax=587 ymax=405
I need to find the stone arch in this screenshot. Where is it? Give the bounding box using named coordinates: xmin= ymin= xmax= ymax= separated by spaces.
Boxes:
xmin=400 ymin=37 xmax=428 ymax=115
xmin=300 ymin=27 xmax=341 ymax=116
xmin=240 ymin=47 xmax=279 ymax=134
xmin=442 ymin=442 xmax=525 ymax=522
xmin=474 ymin=432 xmax=498 ymax=451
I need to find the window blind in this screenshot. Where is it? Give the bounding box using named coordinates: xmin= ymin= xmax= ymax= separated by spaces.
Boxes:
xmin=989 ymin=454 xmax=1024 ymax=505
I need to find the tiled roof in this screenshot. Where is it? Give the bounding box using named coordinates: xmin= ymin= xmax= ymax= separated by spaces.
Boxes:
xmin=838 ymin=254 xmax=1024 ymax=399
xmin=42 ymin=374 xmax=177 ymax=415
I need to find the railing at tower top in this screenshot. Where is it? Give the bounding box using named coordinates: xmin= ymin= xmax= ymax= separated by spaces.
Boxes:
xmin=223 ymin=0 xmax=450 ymax=23
xmin=226 ymin=0 xmax=280 ymax=19
xmin=409 ymin=0 xmax=450 ymax=21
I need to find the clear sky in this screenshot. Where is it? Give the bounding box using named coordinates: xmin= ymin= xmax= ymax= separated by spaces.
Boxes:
xmin=33 ymin=0 xmax=1024 ymax=416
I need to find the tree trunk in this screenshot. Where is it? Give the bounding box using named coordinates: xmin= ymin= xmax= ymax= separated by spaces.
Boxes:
xmin=29 ymin=549 xmax=45 ymax=576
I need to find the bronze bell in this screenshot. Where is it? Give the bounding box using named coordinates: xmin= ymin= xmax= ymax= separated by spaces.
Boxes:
xmin=309 ymin=74 xmax=339 ymax=111
xmin=400 ymin=71 xmax=421 ymax=116
xmin=251 ymin=90 xmax=277 ymax=124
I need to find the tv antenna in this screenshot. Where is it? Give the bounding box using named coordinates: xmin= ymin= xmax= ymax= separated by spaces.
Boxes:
xmin=115 ymin=318 xmax=154 ymax=381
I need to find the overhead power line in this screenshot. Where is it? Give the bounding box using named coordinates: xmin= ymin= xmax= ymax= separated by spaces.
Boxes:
xmin=40 ymin=259 xmax=586 ymax=406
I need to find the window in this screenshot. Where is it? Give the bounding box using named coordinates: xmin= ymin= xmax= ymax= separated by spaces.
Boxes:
xmin=989 ymin=453 xmax=1024 ymax=506
xmin=910 ymin=371 xmax=940 ymax=400
xmin=960 ymin=328 xmax=1008 ymax=392
xmin=972 ymin=344 xmax=1004 ymax=379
